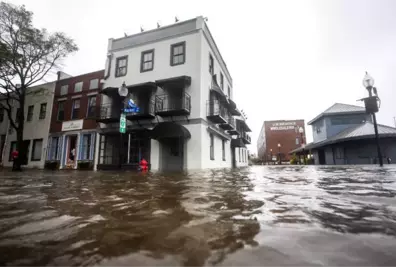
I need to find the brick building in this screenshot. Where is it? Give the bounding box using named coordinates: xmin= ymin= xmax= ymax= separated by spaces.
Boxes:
xmin=46 ymin=70 xmax=104 ymax=169
xmin=257 ymin=119 xmax=306 ymax=162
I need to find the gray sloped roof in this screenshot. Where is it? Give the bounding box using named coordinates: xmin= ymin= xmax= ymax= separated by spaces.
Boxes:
xmin=289 ymin=121 xmax=396 ymax=154
xmin=308 ymin=103 xmax=366 ymax=125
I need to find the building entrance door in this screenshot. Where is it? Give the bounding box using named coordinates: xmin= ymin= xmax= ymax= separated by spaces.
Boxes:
xmin=65 ymin=135 xmax=77 ymax=168
xmin=318 ymin=149 xmax=326 ymax=165
xmin=160 ymin=137 xmax=184 ymax=171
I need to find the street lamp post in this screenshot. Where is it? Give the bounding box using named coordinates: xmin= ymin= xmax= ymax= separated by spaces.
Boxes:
xmin=299 ymin=126 xmax=306 ymax=164
xmin=270 ymin=148 xmax=273 ymax=165
xmin=278 ymin=143 xmax=281 ymax=165
xmin=362 ymin=72 xmax=383 ymax=167
xmin=118 ymin=82 xmax=128 ymax=169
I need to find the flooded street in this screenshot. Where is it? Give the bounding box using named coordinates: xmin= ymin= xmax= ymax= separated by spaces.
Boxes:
xmin=0 ymin=166 xmax=396 ymax=266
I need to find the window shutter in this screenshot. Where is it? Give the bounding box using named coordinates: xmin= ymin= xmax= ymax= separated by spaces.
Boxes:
xmin=47 ymin=137 xmax=52 ymax=160
xmin=78 ymin=135 xmax=83 ymax=160
xmin=57 ymin=136 xmax=63 ymax=160
xmin=90 ymin=133 xmax=95 ymax=160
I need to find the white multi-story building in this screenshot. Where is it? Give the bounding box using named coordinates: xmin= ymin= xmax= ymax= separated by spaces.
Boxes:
xmin=0 ymin=82 xmax=56 ymax=169
xmin=95 ymin=16 xmax=251 ymax=171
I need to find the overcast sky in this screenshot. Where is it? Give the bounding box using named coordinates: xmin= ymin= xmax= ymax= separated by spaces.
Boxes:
xmin=8 ymin=0 xmax=396 ymax=154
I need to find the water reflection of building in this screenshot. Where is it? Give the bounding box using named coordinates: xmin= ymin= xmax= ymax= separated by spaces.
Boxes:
xmin=257 ymin=120 xmax=306 ymax=162
xmin=290 ymin=103 xmax=396 ymax=165
xmin=95 ymin=16 xmax=251 ymax=171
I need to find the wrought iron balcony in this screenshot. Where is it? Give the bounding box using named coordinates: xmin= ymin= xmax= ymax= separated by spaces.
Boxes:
xmin=155 ymin=92 xmax=191 ymax=117
xmin=125 ymin=99 xmax=155 ymax=120
xmin=96 ymin=104 xmax=121 ymax=123
xmin=219 ymin=114 xmax=236 ymax=130
xmin=206 ymin=100 xmax=227 ymax=124
xmin=241 ymin=131 xmax=251 ymax=144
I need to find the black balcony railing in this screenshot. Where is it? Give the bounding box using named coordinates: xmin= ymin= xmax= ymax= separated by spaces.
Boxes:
xmin=219 ymin=113 xmax=236 ymax=130
xmin=97 ymin=104 xmax=121 ymax=123
xmin=125 ymin=99 xmax=155 ymax=120
xmin=206 ymin=100 xmax=227 ymax=124
xmin=241 ymin=131 xmax=251 ymax=144
xmin=155 ymin=92 xmax=191 ymax=116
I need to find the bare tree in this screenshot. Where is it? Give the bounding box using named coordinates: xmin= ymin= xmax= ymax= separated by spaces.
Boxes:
xmin=0 ymin=2 xmax=78 ymax=170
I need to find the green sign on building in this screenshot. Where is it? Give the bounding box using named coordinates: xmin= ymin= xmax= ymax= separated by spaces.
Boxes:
xmin=119 ymin=113 xmax=126 ymax=133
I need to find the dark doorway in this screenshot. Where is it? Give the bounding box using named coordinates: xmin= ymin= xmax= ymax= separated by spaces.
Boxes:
xmin=231 ymin=147 xmax=236 ymax=168
xmin=160 ymin=137 xmax=184 ymax=171
xmin=318 ymin=149 xmax=326 ymax=165
xmin=20 ymin=140 xmax=30 ymax=165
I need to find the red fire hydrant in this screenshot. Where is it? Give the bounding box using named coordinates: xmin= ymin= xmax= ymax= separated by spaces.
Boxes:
xmin=139 ymin=158 xmax=148 ymax=172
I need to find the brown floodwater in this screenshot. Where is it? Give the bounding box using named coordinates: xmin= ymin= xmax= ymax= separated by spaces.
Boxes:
xmin=0 ymin=165 xmax=396 ymax=266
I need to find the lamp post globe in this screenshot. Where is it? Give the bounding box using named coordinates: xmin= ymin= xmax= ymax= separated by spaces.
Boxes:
xmin=118 ymin=82 xmax=128 ymax=97
xmin=299 ymin=126 xmax=304 ymax=134
xmin=363 ymin=72 xmax=374 ymax=89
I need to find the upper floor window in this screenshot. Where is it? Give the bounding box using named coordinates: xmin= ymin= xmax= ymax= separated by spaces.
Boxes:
xmin=39 ymin=103 xmax=46 ymax=120
xmin=27 ymin=105 xmax=34 ymax=122
xmin=115 ymin=56 xmax=128 ymax=77
xmin=71 ymin=99 xmax=80 ymax=119
xmin=60 ymin=85 xmax=68 ymax=95
xmin=57 ymin=101 xmax=65 ymax=121
xmin=0 ymin=108 xmax=4 ymax=122
xmin=170 ymin=42 xmax=186 ymax=66
xmin=296 ymin=137 xmax=299 ymax=145
xmin=141 ymin=49 xmax=154 ymax=72
xmin=220 ymin=73 xmax=224 ymax=90
xmin=209 ymin=54 xmax=214 ymax=75
xmin=89 ymin=79 xmax=99 ymax=90
xmin=74 ymin=82 xmax=83 ymax=93
xmin=86 ymin=96 xmax=96 ymax=118
xmin=227 ymin=86 xmax=231 ymax=97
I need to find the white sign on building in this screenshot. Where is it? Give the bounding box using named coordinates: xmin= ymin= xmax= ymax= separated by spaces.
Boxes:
xmin=270 ymin=121 xmax=297 ymax=131
xmin=62 ymin=119 xmax=84 ymax=131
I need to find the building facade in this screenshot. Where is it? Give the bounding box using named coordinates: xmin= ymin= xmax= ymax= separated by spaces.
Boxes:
xmin=46 ymin=70 xmax=104 ymax=169
xmin=1 ymin=82 xmax=56 ymax=169
xmin=257 ymin=119 xmax=306 ymax=162
xmin=290 ymin=103 xmax=396 ymax=165
xmin=95 ymin=16 xmax=251 ymax=171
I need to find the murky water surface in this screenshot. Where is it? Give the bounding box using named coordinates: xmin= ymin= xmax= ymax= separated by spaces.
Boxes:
xmin=0 ymin=166 xmax=396 ymax=266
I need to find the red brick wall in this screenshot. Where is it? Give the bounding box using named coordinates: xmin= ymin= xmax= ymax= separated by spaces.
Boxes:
xmin=50 ymin=70 xmax=104 ymax=133
xmin=264 ymin=120 xmax=306 ymax=161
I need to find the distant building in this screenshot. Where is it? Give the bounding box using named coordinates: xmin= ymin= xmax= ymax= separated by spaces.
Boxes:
xmin=257 ymin=119 xmax=306 ymax=162
xmin=1 ymin=82 xmax=56 ymax=169
xmin=46 ymin=70 xmax=104 ymax=170
xmin=290 ymin=103 xmax=396 ymax=164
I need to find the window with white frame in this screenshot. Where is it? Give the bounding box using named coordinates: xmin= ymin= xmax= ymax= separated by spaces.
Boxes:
xmin=57 ymin=101 xmax=65 ymax=121
xmin=60 ymin=85 xmax=68 ymax=95
xmin=81 ymin=134 xmax=92 ymax=160
xmin=71 ymin=99 xmax=80 ymax=119
xmin=74 ymin=82 xmax=83 ymax=93
xmin=39 ymin=103 xmax=46 ymax=120
xmin=86 ymin=96 xmax=96 ymax=118
xmin=27 ymin=105 xmax=34 ymax=122
xmin=89 ymin=79 xmax=99 ymax=90
xmin=209 ymin=54 xmax=214 ymax=75
xmin=220 ymin=73 xmax=224 ymax=90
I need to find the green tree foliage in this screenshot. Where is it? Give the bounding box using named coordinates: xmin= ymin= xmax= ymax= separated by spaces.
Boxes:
xmin=0 ymin=2 xmax=78 ymax=169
